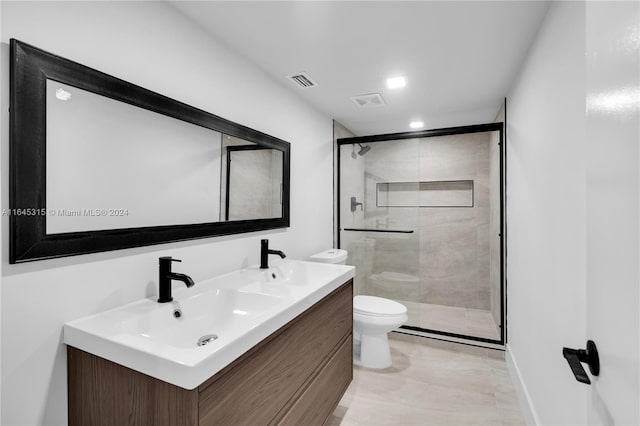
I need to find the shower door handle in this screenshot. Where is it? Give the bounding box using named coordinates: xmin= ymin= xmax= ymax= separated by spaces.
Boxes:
xmin=562 ymin=340 xmax=599 ymax=384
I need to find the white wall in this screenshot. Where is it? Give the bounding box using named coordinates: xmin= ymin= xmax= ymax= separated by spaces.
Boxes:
xmin=0 ymin=5 xmax=3 ymax=424
xmin=490 ymin=104 xmax=504 ymax=329
xmin=506 ymin=1 xmax=587 ymax=425
xmin=585 ymin=2 xmax=640 ymax=424
xmin=0 ymin=2 xmax=333 ymax=425
xmin=333 ymin=120 xmax=356 ymax=246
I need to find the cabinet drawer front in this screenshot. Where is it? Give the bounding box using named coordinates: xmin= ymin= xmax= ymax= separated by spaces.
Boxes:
xmin=199 ymin=281 xmax=353 ymax=426
xmin=275 ymin=334 xmax=353 ymax=426
xmin=67 ymin=347 xmax=199 ymax=426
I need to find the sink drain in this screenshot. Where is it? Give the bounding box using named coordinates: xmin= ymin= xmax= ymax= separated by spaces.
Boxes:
xmin=197 ymin=334 xmax=218 ymax=347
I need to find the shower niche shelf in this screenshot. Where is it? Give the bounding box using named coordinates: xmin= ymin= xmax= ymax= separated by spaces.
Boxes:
xmin=376 ymin=180 xmax=474 ymax=208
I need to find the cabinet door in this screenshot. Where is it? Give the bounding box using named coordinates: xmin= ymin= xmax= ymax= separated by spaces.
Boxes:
xmin=67 ymin=347 xmax=199 ymax=426
xmin=275 ymin=335 xmax=352 ymax=426
xmin=198 ymin=282 xmax=352 ymax=425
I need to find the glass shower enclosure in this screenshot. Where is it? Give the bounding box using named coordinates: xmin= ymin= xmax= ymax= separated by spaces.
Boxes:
xmin=338 ymin=123 xmax=504 ymax=344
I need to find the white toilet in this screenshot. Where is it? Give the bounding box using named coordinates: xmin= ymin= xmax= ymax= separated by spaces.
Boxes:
xmin=309 ymin=249 xmax=408 ymax=369
xmin=308 ymin=248 xmax=348 ymax=264
xmin=353 ymin=295 xmax=407 ymax=369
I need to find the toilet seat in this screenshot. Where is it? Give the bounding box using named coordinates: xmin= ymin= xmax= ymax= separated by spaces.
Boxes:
xmin=354 ymin=295 xmax=407 ymax=317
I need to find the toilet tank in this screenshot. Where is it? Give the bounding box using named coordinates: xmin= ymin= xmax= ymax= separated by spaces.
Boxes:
xmin=309 ymin=249 xmax=348 ymax=265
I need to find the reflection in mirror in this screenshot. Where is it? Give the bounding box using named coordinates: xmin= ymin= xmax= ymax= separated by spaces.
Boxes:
xmin=46 ymin=80 xmax=223 ymax=234
xmin=220 ymin=135 xmax=283 ymax=221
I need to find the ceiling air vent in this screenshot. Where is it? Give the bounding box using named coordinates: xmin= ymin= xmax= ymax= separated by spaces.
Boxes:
xmin=287 ymin=72 xmax=318 ymax=88
xmin=351 ymin=93 xmax=386 ymax=108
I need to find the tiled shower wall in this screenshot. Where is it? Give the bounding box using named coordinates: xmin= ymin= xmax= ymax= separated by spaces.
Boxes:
xmin=338 ymin=138 xmax=367 ymax=296
xmin=356 ymin=132 xmax=499 ymax=311
xmin=364 ymin=138 xmax=421 ymax=291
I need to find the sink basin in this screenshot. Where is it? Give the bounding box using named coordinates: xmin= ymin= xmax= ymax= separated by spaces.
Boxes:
xmin=64 ymin=259 xmax=355 ymax=389
xmin=122 ymin=288 xmax=284 ymax=349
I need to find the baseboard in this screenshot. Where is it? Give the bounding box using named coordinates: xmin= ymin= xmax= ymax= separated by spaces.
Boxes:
xmin=505 ymin=344 xmax=540 ymax=426
xmin=505 ymin=344 xmax=541 ymax=426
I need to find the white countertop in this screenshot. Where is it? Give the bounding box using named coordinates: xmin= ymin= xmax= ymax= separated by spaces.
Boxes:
xmin=63 ymin=259 xmax=355 ymax=390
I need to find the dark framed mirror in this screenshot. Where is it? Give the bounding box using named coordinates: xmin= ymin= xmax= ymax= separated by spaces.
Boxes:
xmin=9 ymin=39 xmax=290 ymax=263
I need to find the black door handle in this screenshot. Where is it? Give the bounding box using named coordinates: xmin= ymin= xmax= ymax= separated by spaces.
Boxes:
xmin=562 ymin=340 xmax=599 ymax=384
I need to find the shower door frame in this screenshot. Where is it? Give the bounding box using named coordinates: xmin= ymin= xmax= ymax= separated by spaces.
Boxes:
xmin=336 ymin=122 xmax=505 ymax=345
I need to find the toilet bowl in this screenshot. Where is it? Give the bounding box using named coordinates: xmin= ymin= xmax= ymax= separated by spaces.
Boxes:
xmin=309 ymin=249 xmax=407 ymax=369
xmin=353 ymin=295 xmax=407 ymax=369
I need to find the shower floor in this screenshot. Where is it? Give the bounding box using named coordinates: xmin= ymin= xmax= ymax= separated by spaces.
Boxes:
xmin=397 ymin=300 xmax=501 ymax=341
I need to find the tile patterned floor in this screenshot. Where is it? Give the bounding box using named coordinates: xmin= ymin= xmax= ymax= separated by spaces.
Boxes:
xmin=329 ymin=334 xmax=525 ymax=426
xmin=400 ymin=301 xmax=501 ymax=341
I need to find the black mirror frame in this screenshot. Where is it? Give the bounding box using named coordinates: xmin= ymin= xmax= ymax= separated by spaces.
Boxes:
xmin=9 ymin=39 xmax=290 ymax=263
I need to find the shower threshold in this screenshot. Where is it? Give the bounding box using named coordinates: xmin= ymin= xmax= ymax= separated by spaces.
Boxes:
xmin=394 ymin=301 xmax=502 ymax=344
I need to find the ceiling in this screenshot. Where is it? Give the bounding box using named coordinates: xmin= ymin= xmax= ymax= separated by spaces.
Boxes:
xmin=170 ymin=1 xmax=550 ymax=136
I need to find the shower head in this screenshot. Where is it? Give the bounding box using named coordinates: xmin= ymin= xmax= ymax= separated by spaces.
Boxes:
xmin=357 ymin=143 xmax=371 ymax=156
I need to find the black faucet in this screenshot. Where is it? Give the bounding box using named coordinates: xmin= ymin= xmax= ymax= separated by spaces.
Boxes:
xmin=158 ymin=257 xmax=195 ymax=303
xmin=260 ymin=239 xmax=286 ymax=269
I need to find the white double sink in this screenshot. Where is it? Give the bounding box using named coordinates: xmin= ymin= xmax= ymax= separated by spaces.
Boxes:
xmin=63 ymin=259 xmax=355 ymax=390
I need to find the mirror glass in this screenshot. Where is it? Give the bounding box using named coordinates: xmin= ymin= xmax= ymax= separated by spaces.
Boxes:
xmin=220 ymin=136 xmax=283 ymax=221
xmin=10 ymin=39 xmax=290 ymax=263
xmin=46 ymin=80 xmax=224 ymax=234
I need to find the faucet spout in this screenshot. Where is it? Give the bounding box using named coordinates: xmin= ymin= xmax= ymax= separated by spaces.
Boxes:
xmin=260 ymin=239 xmax=286 ymax=269
xmin=269 ymin=250 xmax=286 ymax=259
xmin=167 ymin=272 xmax=195 ymax=288
xmin=158 ymin=257 xmax=195 ymax=303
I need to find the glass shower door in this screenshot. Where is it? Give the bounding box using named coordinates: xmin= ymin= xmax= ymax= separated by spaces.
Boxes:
xmin=415 ymin=131 xmax=502 ymax=342
xmin=338 ymin=125 xmax=504 ymax=344
xmin=339 ymin=138 xmax=421 ymax=326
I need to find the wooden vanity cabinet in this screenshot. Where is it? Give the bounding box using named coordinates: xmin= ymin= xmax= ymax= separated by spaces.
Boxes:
xmin=68 ymin=280 xmax=353 ymax=426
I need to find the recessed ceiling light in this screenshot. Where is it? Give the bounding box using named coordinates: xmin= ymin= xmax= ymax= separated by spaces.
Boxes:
xmin=386 ymin=76 xmax=406 ymax=89
xmin=409 ymin=121 xmax=424 ymax=129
